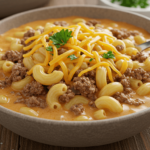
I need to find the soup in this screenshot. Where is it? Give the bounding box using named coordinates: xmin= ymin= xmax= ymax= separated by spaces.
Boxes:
xmin=0 ymin=16 xmax=150 ymax=121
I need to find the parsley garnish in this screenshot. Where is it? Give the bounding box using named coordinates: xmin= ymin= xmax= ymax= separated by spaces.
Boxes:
xmin=49 ymin=29 xmax=72 ymax=48
xmin=50 ymin=53 xmax=54 ymax=56
xmin=68 ymin=54 xmax=77 ymax=60
xmin=111 ymin=0 xmax=149 ymax=8
xmin=89 ymin=58 xmax=94 ymax=62
xmin=102 ymin=51 xmax=115 ymax=59
xmin=46 ymin=46 xmax=53 ymax=51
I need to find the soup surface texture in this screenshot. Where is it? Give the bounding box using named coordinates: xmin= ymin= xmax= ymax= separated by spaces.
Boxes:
xmin=0 ymin=16 xmax=150 ymax=121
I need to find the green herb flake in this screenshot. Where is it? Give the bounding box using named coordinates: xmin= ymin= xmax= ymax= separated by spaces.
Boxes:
xmin=111 ymin=0 xmax=149 ymax=8
xmin=89 ymin=58 xmax=94 ymax=62
xmin=102 ymin=51 xmax=115 ymax=59
xmin=50 ymin=53 xmax=54 ymax=56
xmin=49 ymin=29 xmax=72 ymax=48
xmin=67 ymin=54 xmax=78 ymax=61
xmin=46 ymin=46 xmax=53 ymax=51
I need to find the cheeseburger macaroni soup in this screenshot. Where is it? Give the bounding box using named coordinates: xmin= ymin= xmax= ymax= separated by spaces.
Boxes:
xmin=0 ymin=16 xmax=150 ymax=121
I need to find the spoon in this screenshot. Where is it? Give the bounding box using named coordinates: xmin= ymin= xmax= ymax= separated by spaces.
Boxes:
xmin=136 ymin=41 xmax=150 ymax=51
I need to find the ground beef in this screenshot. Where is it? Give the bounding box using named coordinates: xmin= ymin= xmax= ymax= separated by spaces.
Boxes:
xmin=86 ymin=20 xmax=100 ymax=26
xmin=131 ymin=52 xmax=148 ymax=63
xmin=2 ymin=50 xmax=23 ymax=63
xmin=116 ymin=45 xmax=124 ymax=51
xmin=125 ymin=68 xmax=150 ymax=82
xmin=114 ymin=74 xmax=132 ymax=94
xmin=21 ymin=37 xmax=33 ymax=47
xmin=22 ymin=81 xmax=46 ymax=97
xmin=11 ymin=63 xmax=27 ymax=82
xmin=0 ymin=63 xmax=27 ymax=88
xmin=21 ymin=29 xmax=35 ymax=47
xmin=113 ymin=92 xmax=144 ymax=106
xmin=0 ymin=80 xmax=10 ymax=89
xmin=111 ymin=28 xmax=139 ymax=40
xmin=88 ymin=101 xmax=96 ymax=108
xmin=75 ymin=69 xmax=96 ymax=79
xmin=54 ymin=21 xmax=69 ymax=26
xmin=15 ymin=96 xmax=47 ymax=108
xmin=70 ymin=103 xmax=84 ymax=116
xmin=24 ymin=29 xmax=35 ymax=38
xmin=58 ymin=48 xmax=67 ymax=55
xmin=58 ymin=86 xmax=75 ymax=104
xmin=72 ymin=76 xmax=98 ymax=100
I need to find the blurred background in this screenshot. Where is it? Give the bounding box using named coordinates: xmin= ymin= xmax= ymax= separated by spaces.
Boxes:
xmin=1 ymin=0 xmax=150 ymax=19
xmin=0 ymin=0 xmax=98 ymax=18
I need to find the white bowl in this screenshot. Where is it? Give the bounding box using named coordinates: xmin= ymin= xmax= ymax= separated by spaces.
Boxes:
xmin=99 ymin=0 xmax=150 ymax=17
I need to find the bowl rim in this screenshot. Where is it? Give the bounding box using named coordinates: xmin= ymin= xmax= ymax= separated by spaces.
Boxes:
xmin=100 ymin=0 xmax=150 ymax=12
xmin=0 ymin=5 xmax=150 ymax=125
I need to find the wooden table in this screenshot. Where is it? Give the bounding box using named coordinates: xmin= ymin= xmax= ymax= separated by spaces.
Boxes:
xmin=1 ymin=0 xmax=150 ymax=149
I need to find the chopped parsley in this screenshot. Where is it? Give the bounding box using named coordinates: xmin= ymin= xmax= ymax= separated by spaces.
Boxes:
xmin=46 ymin=46 xmax=53 ymax=51
xmin=68 ymin=54 xmax=77 ymax=60
xmin=89 ymin=58 xmax=94 ymax=62
xmin=49 ymin=29 xmax=72 ymax=48
xmin=111 ymin=0 xmax=149 ymax=8
xmin=50 ymin=53 xmax=54 ymax=56
xmin=102 ymin=51 xmax=115 ymax=59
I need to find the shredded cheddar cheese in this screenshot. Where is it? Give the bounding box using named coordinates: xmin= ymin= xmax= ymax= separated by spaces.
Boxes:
xmin=22 ymin=22 xmax=130 ymax=81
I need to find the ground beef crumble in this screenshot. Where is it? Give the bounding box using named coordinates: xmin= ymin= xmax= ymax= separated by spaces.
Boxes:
xmin=11 ymin=63 xmax=27 ymax=82
xmin=54 ymin=21 xmax=69 ymax=26
xmin=70 ymin=103 xmax=84 ymax=116
xmin=115 ymin=45 xmax=124 ymax=51
xmin=113 ymin=68 xmax=150 ymax=105
xmin=72 ymin=76 xmax=98 ymax=101
xmin=0 ymin=63 xmax=27 ymax=88
xmin=125 ymin=68 xmax=150 ymax=82
xmin=15 ymin=96 xmax=47 ymax=108
xmin=58 ymin=48 xmax=67 ymax=55
xmin=22 ymin=81 xmax=46 ymax=97
xmin=88 ymin=101 xmax=96 ymax=108
xmin=131 ymin=52 xmax=148 ymax=63
xmin=75 ymin=69 xmax=96 ymax=79
xmin=113 ymin=92 xmax=144 ymax=106
xmin=21 ymin=29 xmax=35 ymax=47
xmin=114 ymin=74 xmax=132 ymax=94
xmin=2 ymin=50 xmax=23 ymax=63
xmin=24 ymin=29 xmax=35 ymax=37
xmin=111 ymin=28 xmax=140 ymax=40
xmin=86 ymin=20 xmax=101 ymax=26
xmin=58 ymin=86 xmax=75 ymax=104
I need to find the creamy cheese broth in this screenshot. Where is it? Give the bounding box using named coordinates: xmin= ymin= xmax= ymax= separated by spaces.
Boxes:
xmin=0 ymin=16 xmax=150 ymax=121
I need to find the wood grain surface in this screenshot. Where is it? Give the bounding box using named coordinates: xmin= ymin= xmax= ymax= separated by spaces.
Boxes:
xmin=0 ymin=0 xmax=150 ymax=149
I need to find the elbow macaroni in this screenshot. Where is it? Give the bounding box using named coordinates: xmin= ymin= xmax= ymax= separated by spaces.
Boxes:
xmin=94 ymin=109 xmax=106 ymax=120
xmin=20 ymin=107 xmax=38 ymax=117
xmin=32 ymin=52 xmax=45 ymax=63
xmin=74 ymin=116 xmax=91 ymax=121
xmin=33 ymin=65 xmax=64 ymax=85
xmin=11 ymin=76 xmax=33 ymax=91
xmin=64 ymin=96 xmax=89 ymax=110
xmin=0 ymin=95 xmax=9 ymax=104
xmin=95 ymin=96 xmax=123 ymax=113
xmin=96 ymin=66 xmax=107 ymax=89
xmin=98 ymin=82 xmax=123 ymax=97
xmin=2 ymin=61 xmax=14 ymax=73
xmin=136 ymin=83 xmax=150 ymax=96
xmin=46 ymin=83 xmax=67 ymax=109
xmin=129 ymin=78 xmax=143 ymax=90
xmin=134 ymin=35 xmax=146 ymax=45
